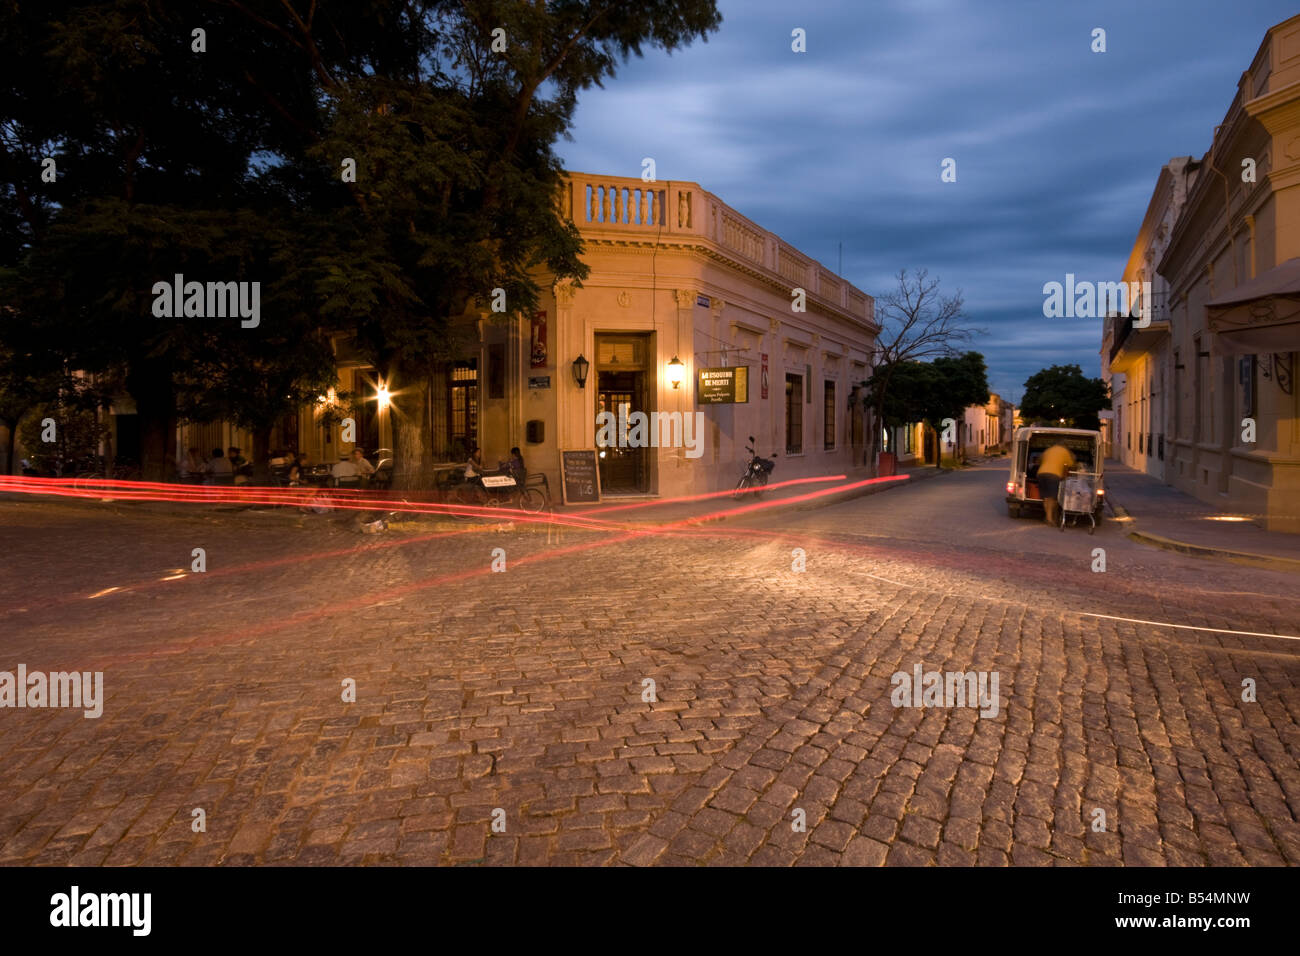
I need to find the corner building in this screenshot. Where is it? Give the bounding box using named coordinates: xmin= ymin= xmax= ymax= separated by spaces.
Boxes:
xmin=486 ymin=171 xmax=879 ymax=500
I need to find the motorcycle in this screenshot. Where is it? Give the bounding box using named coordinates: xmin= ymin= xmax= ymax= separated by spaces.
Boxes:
xmin=733 ymin=436 xmax=777 ymax=498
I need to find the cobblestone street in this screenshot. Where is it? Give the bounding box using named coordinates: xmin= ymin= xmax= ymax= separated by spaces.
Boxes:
xmin=1 ymin=463 xmax=1298 ymax=866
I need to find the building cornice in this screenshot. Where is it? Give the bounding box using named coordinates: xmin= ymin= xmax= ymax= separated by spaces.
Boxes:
xmin=578 ymin=236 xmax=880 ymax=334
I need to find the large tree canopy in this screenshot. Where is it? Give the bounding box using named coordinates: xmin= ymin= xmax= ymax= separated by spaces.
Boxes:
xmin=0 ymin=0 xmax=722 ymax=482
xmin=1020 ymin=364 xmax=1111 ymax=430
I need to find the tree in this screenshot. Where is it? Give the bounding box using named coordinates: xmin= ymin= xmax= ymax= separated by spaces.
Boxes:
xmin=927 ymin=351 xmax=990 ymax=466
xmin=1020 ymin=364 xmax=1111 ymax=430
xmin=0 ymin=1 xmax=351 ymax=479
xmin=2 ymin=1 xmax=723 ymax=487
xmin=860 ymin=269 xmax=980 ymax=473
xmin=863 ymin=351 xmax=989 ymax=468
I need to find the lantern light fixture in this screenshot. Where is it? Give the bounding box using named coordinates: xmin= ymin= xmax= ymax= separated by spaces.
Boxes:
xmin=572 ymin=353 xmax=590 ymax=389
xmin=667 ymin=355 xmax=685 ymax=389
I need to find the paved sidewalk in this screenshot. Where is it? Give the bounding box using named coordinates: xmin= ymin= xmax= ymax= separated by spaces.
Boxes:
xmin=1104 ymin=462 xmax=1300 ymax=569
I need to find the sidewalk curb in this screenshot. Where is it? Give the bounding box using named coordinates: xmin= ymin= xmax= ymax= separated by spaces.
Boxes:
xmin=1111 ymin=502 xmax=1300 ymax=572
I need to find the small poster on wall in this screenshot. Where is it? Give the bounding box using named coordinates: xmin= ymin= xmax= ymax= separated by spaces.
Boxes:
xmin=531 ymin=311 xmax=548 ymax=368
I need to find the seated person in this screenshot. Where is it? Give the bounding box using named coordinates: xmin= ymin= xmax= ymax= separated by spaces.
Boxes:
xmin=178 ymin=447 xmax=205 ymax=482
xmin=501 ymin=446 xmax=526 ymax=485
xmin=349 ymin=448 xmax=375 ymax=478
xmin=464 ymin=445 xmax=483 ymax=481
xmin=227 ymin=446 xmax=252 ymax=484
xmin=331 ymin=449 xmax=373 ymax=485
xmin=288 ymin=453 xmax=312 ymax=486
xmin=205 ymin=447 xmax=233 ymax=483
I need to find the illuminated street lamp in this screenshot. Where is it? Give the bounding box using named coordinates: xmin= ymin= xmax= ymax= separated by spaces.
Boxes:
xmin=667 ymin=355 xmax=685 ymax=389
xmin=377 ymin=383 xmax=391 ymax=409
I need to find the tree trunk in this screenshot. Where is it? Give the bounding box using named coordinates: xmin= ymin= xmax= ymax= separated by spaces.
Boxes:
xmin=251 ymin=424 xmax=273 ymax=483
xmin=1 ymin=416 xmax=16 ymax=476
xmin=126 ymin=362 xmax=176 ymax=482
xmin=390 ymin=362 xmax=434 ymax=492
xmin=869 ymin=399 xmax=885 ymax=475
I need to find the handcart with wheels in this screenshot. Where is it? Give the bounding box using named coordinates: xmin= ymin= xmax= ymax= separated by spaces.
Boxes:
xmin=1058 ymin=469 xmax=1100 ymax=534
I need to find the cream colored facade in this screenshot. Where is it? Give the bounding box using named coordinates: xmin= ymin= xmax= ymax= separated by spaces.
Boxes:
xmin=1104 ymin=157 xmax=1195 ymax=482
xmin=497 ymin=171 xmax=879 ymax=499
xmin=1146 ymin=14 xmax=1300 ymax=531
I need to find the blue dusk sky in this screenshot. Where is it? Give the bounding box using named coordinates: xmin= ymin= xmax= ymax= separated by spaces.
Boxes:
xmin=555 ymin=0 xmax=1299 ymax=404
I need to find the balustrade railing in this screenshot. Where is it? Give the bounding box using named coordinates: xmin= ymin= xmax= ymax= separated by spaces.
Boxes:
xmin=559 ymin=172 xmax=872 ymax=323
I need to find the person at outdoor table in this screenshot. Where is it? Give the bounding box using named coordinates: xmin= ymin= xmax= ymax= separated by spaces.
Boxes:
xmin=287 ymin=454 xmax=308 ymax=486
xmin=349 ymin=448 xmax=375 ymax=478
xmin=178 ymin=447 xmax=204 ymax=481
xmin=503 ymin=446 xmax=525 ymax=485
xmin=205 ymin=447 xmax=233 ymax=482
xmin=331 ymin=449 xmax=370 ymax=484
xmin=464 ymin=445 xmax=483 ymax=480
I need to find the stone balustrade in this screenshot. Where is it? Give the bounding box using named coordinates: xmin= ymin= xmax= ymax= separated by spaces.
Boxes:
xmin=558 ymin=171 xmax=874 ymax=325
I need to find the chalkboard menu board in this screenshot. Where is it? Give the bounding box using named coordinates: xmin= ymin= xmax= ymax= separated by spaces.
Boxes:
xmin=560 ymin=449 xmax=601 ymax=503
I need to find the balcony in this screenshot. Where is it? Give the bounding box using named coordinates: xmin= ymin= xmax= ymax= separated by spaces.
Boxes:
xmin=556 ymin=171 xmax=875 ymax=329
xmin=1108 ymin=293 xmax=1171 ymax=372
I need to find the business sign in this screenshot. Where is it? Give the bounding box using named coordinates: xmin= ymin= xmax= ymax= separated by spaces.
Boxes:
xmin=696 ymin=294 xmax=710 ymax=308
xmin=697 ymin=366 xmax=749 ymax=404
xmin=528 ymin=375 xmax=551 ymax=389
xmin=560 ymin=449 xmax=601 ymax=503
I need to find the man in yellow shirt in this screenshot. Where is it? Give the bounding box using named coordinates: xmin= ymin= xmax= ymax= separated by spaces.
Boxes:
xmin=1036 ymin=442 xmax=1077 ymax=525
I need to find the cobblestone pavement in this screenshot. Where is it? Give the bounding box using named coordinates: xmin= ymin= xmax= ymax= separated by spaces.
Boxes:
xmin=0 ymin=462 xmax=1297 ymax=866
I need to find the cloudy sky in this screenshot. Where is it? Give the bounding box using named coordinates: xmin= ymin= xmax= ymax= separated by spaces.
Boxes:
xmin=555 ymin=0 xmax=1298 ymax=403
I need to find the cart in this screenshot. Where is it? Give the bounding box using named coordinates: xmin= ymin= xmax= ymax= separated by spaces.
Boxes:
xmin=1057 ymin=469 xmax=1099 ymax=534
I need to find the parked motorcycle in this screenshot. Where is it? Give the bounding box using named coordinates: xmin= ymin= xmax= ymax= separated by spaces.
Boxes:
xmin=733 ymin=436 xmax=777 ymax=499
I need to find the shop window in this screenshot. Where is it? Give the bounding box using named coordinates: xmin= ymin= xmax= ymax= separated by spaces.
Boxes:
xmin=786 ymin=373 xmax=803 ymax=454
xmin=823 ymin=381 xmax=835 ymax=450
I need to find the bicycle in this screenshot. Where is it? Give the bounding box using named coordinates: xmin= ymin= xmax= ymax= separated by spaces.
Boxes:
xmin=449 ymin=470 xmax=546 ymax=517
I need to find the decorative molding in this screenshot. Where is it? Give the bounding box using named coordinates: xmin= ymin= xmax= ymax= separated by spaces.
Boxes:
xmin=710 ymin=297 xmax=726 ymax=319
xmin=731 ymin=317 xmax=768 ymax=336
xmin=617 ymin=290 xmax=631 ymax=308
xmin=553 ymin=279 xmax=576 ymax=307
xmin=674 ymin=288 xmax=696 ymax=310
xmin=578 ymin=238 xmax=878 ymax=332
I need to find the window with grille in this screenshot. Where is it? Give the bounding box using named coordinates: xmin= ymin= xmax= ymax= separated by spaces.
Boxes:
xmin=450 ymin=362 xmax=478 ymax=448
